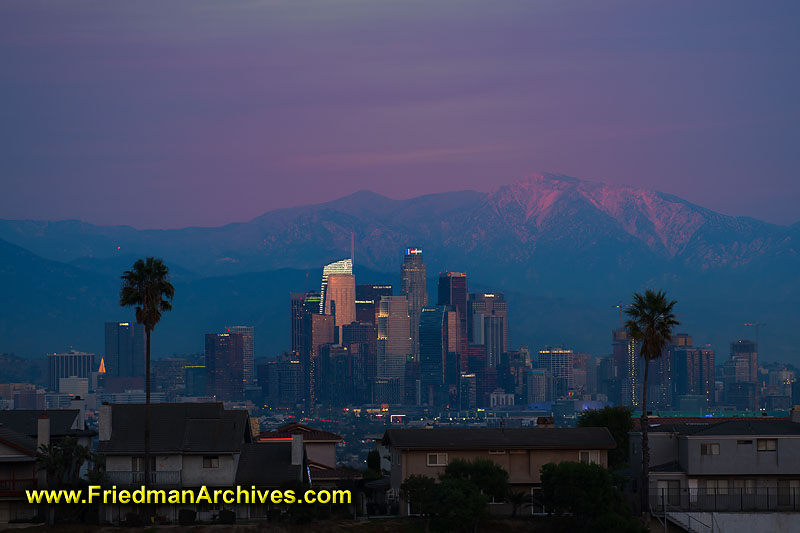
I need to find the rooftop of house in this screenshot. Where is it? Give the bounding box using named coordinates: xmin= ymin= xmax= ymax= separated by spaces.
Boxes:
xmin=260 ymin=422 xmax=343 ymax=443
xmin=98 ymin=402 xmax=251 ymax=455
xmin=0 ymin=426 xmax=37 ymax=458
xmin=382 ymin=427 xmax=616 ymax=450
xmin=636 ymin=419 xmax=800 ymax=437
xmin=0 ymin=410 xmax=90 ymax=439
xmin=633 ymin=416 xmax=790 ymax=431
xmin=235 ymin=442 xmax=308 ymax=487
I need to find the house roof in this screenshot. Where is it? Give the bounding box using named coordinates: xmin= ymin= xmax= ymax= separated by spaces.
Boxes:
xmin=382 ymin=427 xmax=616 ymax=450
xmin=0 ymin=426 xmax=37 ymax=457
xmin=98 ymin=403 xmax=250 ymax=455
xmin=687 ymin=420 xmax=800 ymax=437
xmin=638 ymin=419 xmax=800 ymax=437
xmin=261 ymin=423 xmax=343 ymax=443
xmin=235 ymin=443 xmax=307 ymax=487
xmin=633 ymin=416 xmax=790 ymax=431
xmin=0 ymin=410 xmax=88 ymax=438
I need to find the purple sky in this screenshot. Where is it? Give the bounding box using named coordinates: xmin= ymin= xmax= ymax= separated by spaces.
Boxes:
xmin=1 ymin=0 xmax=798 ymax=229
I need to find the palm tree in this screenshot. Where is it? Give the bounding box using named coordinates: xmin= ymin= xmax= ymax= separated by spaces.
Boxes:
xmin=120 ymin=258 xmax=174 ymax=496
xmin=624 ymin=289 xmax=679 ymax=516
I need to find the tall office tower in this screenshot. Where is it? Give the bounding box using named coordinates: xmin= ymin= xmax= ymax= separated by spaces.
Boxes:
xmin=184 ymin=365 xmax=206 ymax=396
xmin=226 ymin=326 xmax=254 ymax=386
xmin=324 ymin=274 xmax=356 ymax=342
xmin=204 ymin=332 xmax=244 ymax=402
xmin=376 ymin=296 xmax=412 ymax=404
xmin=483 ymin=316 xmax=505 ymax=368
xmin=320 ymin=258 xmax=353 ymax=313
xmin=613 ymin=328 xmax=641 ymax=408
xmin=355 ymin=284 xmax=393 ymax=324
xmin=419 ymin=306 xmax=447 ymax=406
xmin=104 ymin=322 xmax=145 ymax=378
xmin=317 ymin=344 xmax=353 ymax=408
xmin=730 ymin=340 xmax=758 ymax=384
xmin=437 ymin=272 xmax=468 ymax=364
xmin=302 ymin=313 xmax=335 ymax=410
xmin=48 ymin=350 xmax=94 ymax=392
xmin=537 ymin=347 xmax=574 ymax=396
xmin=342 ymin=322 xmax=377 ymax=384
xmin=290 ymin=292 xmax=321 ymax=356
xmin=468 ymin=293 xmax=508 ymax=348
xmin=668 ymin=334 xmax=715 ymax=407
xmin=401 ymin=248 xmax=427 ymax=359
xmin=527 ymin=368 xmax=550 ymax=404
xmin=265 ymin=352 xmax=304 ymax=408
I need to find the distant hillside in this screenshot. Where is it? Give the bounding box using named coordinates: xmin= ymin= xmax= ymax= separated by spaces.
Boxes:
xmin=1 ymin=173 xmax=799 ymax=362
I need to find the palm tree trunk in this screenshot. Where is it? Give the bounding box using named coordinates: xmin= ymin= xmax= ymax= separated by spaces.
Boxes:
xmin=640 ymin=356 xmax=650 ymax=516
xmin=144 ymin=327 xmax=151 ymax=520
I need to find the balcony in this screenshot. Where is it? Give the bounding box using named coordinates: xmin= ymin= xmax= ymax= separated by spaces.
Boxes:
xmin=0 ymin=478 xmax=36 ymax=497
xmin=105 ymin=470 xmax=181 ymax=487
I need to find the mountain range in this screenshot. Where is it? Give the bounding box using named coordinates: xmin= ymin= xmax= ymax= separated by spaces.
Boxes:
xmin=1 ymin=174 xmax=798 ymax=364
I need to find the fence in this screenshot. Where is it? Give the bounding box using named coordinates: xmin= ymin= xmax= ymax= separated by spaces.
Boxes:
xmin=652 ymin=487 xmax=800 ymax=512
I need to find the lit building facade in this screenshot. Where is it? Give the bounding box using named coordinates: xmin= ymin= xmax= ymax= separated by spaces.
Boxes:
xmin=401 ymin=248 xmax=427 ymax=360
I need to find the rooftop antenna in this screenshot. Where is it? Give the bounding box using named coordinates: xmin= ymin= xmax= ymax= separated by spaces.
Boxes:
xmin=351 ymin=232 xmax=355 ymax=265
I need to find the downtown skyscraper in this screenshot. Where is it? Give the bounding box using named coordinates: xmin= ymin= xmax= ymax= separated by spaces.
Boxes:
xmin=437 ymin=272 xmax=468 ymax=368
xmin=400 ymin=248 xmax=427 ymax=359
xmin=104 ymin=322 xmax=145 ymax=379
xmin=226 ymin=325 xmax=254 ymax=386
xmin=320 ymin=259 xmax=355 ymax=342
xmin=205 ymin=332 xmax=244 ymax=402
xmin=375 ymin=295 xmax=411 ymax=404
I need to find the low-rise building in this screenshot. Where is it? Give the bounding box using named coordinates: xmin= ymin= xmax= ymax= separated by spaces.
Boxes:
xmin=631 ymin=417 xmax=800 ymax=512
xmin=382 ymin=427 xmax=615 ymax=515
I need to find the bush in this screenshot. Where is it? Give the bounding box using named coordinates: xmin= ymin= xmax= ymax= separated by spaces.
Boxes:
xmin=177 ymin=509 xmax=196 ymax=526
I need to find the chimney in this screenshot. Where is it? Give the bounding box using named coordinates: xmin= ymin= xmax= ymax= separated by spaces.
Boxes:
xmin=792 ymin=406 xmax=800 ymax=424
xmin=99 ymin=403 xmax=112 ymax=441
xmin=37 ymin=413 xmax=50 ymax=451
xmin=291 ymin=433 xmax=304 ymax=466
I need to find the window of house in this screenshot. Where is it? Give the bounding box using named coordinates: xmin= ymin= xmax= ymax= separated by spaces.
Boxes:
xmin=700 ymin=443 xmax=720 ymax=456
xmin=733 ymin=479 xmax=756 ymax=495
xmin=427 ymin=453 xmax=448 ymax=467
xmin=757 ymin=439 xmax=777 ymax=451
xmin=488 ymin=450 xmax=505 ymax=455
xmin=778 ymin=480 xmax=800 ymax=506
xmin=132 ymin=456 xmax=155 ymax=472
xmin=579 ymin=450 xmax=600 ymax=464
xmin=656 ymin=480 xmax=680 ymax=506
xmin=703 ymin=479 xmax=728 ymax=495
xmin=203 ymin=456 xmax=220 ymax=468
xmin=394 ymin=453 xmax=401 ymax=466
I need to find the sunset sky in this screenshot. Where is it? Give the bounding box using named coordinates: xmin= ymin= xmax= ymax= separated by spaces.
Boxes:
xmin=1 ymin=0 xmax=798 ymax=228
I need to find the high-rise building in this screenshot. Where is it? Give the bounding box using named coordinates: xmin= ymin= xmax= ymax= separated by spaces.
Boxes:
xmin=730 ymin=340 xmax=758 ymax=384
xmin=325 ymin=274 xmax=356 ymax=342
xmin=47 ymin=350 xmax=94 ymax=392
xmin=401 ymin=248 xmax=427 ymax=359
xmin=419 ymin=306 xmax=447 ymax=407
xmin=355 ymin=284 xmax=393 ymax=324
xmin=483 ymin=316 xmax=505 ymax=369
xmin=184 ymin=365 xmax=206 ymax=397
xmin=320 ymin=258 xmax=353 ymax=313
xmin=468 ymin=293 xmax=508 ymax=348
xmin=437 ymin=272 xmax=468 ymax=365
xmin=537 ymin=347 xmax=573 ymax=397
xmin=376 ymin=296 xmax=411 ymax=404
xmin=668 ymin=334 xmax=715 ymax=408
xmin=613 ymin=328 xmax=641 ymax=408
xmin=265 ymin=352 xmax=304 ymax=408
xmin=302 ymin=313 xmax=335 ymax=410
xmin=226 ymin=326 xmax=254 ymax=386
xmin=290 ymin=291 xmax=321 ymax=357
xmin=204 ymin=332 xmax=244 ymax=402
xmin=104 ymin=322 xmax=145 ymax=378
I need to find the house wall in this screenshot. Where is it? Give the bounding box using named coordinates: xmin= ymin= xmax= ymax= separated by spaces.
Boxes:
xmin=684 ymin=436 xmax=800 ymax=476
xmin=181 ymin=454 xmax=238 ymax=487
xmin=305 ymin=442 xmax=336 ymax=469
xmin=391 ymin=447 xmax=608 ymax=514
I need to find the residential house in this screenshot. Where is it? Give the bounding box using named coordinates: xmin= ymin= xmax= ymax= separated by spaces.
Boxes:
xmin=382 ymin=427 xmax=616 ymax=515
